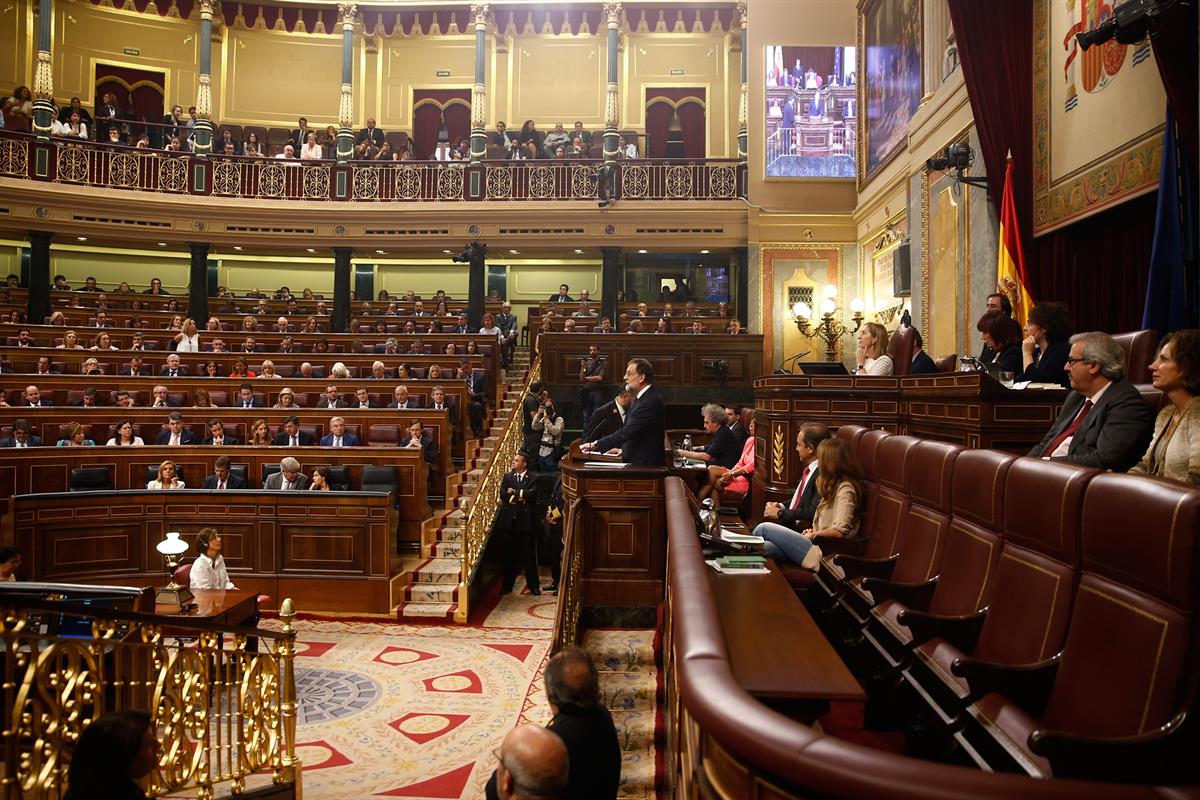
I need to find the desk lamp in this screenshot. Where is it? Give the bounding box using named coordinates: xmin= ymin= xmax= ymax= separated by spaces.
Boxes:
xmin=155 ymin=531 xmax=192 ymax=607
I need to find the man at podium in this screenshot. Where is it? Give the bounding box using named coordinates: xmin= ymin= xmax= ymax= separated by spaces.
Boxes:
xmin=583 ymin=358 xmax=665 ymax=466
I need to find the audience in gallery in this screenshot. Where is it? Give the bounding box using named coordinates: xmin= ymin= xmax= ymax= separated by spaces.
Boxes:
xmin=146 ymin=458 xmax=185 ymax=489
xmin=854 ymin=321 xmax=893 ymax=375
xmin=1131 ymin=329 xmax=1200 ymax=485
xmin=756 ymin=437 xmax=865 ymax=571
xmin=62 ymin=708 xmax=159 ymax=800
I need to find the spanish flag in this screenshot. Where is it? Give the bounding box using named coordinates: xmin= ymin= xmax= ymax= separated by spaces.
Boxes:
xmin=997 ymin=152 xmax=1033 ymax=326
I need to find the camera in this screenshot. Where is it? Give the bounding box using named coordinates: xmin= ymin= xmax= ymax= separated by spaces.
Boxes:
xmin=926 ymin=143 xmax=974 ymax=172
xmin=450 ymin=240 xmax=488 ymax=264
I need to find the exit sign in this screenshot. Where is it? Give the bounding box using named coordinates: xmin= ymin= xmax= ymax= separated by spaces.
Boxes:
xmin=670 ymin=68 xmax=684 ymax=75
xmin=436 ymin=70 xmax=451 ymax=77
xmin=124 ymin=47 xmax=141 ymax=56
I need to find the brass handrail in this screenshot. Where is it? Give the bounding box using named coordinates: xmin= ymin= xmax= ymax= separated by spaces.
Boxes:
xmin=0 ymin=598 xmax=301 ymax=799
xmin=454 ymin=356 xmax=542 ymax=623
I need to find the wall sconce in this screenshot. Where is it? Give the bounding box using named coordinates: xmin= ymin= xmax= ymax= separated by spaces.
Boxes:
xmin=792 ymin=284 xmax=864 ymax=362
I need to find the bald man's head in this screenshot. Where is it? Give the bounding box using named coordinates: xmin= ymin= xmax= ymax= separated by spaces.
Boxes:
xmin=544 ymin=646 xmax=600 ymax=713
xmin=496 ymin=725 xmax=568 ymax=799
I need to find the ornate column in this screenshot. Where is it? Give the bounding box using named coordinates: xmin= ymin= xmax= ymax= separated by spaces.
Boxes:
xmin=332 ymin=247 xmax=352 ymax=333
xmin=469 ymin=4 xmax=489 ymax=162
xmin=736 ymin=1 xmax=748 ymax=161
xmin=192 ymin=0 xmax=216 ymax=155
xmin=30 ymin=0 xmax=55 ymax=138
xmin=336 ymin=3 xmax=357 ymax=162
xmin=601 ymin=2 xmax=622 ymax=162
xmin=922 ymin=0 xmax=953 ymax=100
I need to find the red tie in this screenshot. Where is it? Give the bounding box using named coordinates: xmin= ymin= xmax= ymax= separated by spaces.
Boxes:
xmin=1044 ymin=399 xmax=1094 ymax=457
xmin=790 ymin=464 xmax=812 ymax=510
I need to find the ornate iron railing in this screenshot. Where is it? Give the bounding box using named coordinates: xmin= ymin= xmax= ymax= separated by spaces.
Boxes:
xmin=0 ymin=596 xmax=301 ymax=799
xmin=0 ymin=133 xmax=745 ymax=203
xmin=454 ymin=356 xmax=541 ymax=623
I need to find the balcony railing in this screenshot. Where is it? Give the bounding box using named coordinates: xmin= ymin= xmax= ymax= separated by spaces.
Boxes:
xmin=0 ymin=132 xmax=746 ymax=203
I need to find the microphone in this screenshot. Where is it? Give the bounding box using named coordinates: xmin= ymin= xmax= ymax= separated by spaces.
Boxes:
xmin=775 ymin=351 xmax=809 ymax=375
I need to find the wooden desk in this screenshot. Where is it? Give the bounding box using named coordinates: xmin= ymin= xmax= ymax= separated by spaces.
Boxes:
xmin=707 ymin=562 xmax=864 ymax=718
xmin=537 ymin=332 xmax=764 ymax=389
xmin=157 ymin=588 xmax=257 ymax=624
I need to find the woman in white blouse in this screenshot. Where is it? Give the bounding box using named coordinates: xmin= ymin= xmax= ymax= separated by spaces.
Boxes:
xmin=147 ymin=459 xmax=185 ymax=490
xmin=480 ymin=312 xmax=503 ymax=347
xmin=173 ymin=318 xmax=201 ymax=352
xmin=106 ymin=419 xmax=144 ymax=447
xmin=854 ymin=322 xmax=894 ymax=376
xmin=52 ymin=110 xmax=88 ymax=140
xmin=57 ymin=330 xmax=84 ymax=350
xmin=300 ymin=132 xmax=323 ymax=160
xmin=189 ymin=528 xmax=236 ymax=590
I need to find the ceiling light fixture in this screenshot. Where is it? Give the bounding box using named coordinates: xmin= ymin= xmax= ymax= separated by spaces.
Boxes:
xmin=77 ymin=236 xmax=87 ymax=242
xmin=509 ymin=249 xmax=519 ymax=254
xmin=306 ymin=248 xmax=316 ymax=253
xmin=638 ymin=249 xmax=648 ymax=254
xmin=700 ymin=249 xmax=710 ymax=254
xmin=377 ymin=250 xmax=387 ymax=255
xmin=233 ymin=246 xmax=243 ymax=251
xmin=574 ymin=249 xmax=584 ymax=254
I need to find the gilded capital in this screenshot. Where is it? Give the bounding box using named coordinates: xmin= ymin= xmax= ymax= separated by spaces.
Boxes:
xmin=471 ymin=3 xmax=489 ymax=31
xmin=603 ymin=2 xmax=622 ymax=27
xmin=471 ymin=83 xmax=487 ymax=129
xmin=32 ymin=50 xmax=53 ymax=102
xmin=338 ymin=3 xmax=357 ymax=30
xmin=199 ymin=0 xmax=215 ymax=22
xmin=736 ymin=0 xmax=748 ymax=28
xmin=604 ymin=82 xmax=619 ymax=129
xmin=338 ymin=82 xmax=354 ymax=128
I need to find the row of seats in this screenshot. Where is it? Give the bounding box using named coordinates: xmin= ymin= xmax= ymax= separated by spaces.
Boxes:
xmin=18 ymin=360 xmax=473 ymax=379
xmin=68 ymin=463 xmax=400 ymax=496
xmin=799 ymin=425 xmax=1199 ymax=783
xmin=0 ymin=387 xmax=457 ymax=407
xmin=24 ymin=420 xmax=435 ymax=449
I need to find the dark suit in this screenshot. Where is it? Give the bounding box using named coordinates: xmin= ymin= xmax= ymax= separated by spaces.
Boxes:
xmin=582 ymin=399 xmax=625 ymax=442
xmin=119 ymin=367 xmax=150 ymax=377
xmin=201 ymin=473 xmax=246 ymax=490
xmin=231 ymin=398 xmax=263 ymax=408
xmin=1019 ymin=339 xmax=1071 ymax=387
xmin=464 ymin=373 xmax=486 ymax=436
xmin=23 ymin=400 xmax=54 ymax=407
xmin=548 ymin=293 xmax=574 ymax=302
xmin=595 ymin=385 xmax=666 ymax=466
xmin=356 ymin=127 xmax=385 ymax=148
xmin=485 ymin=704 xmax=621 ymax=800
xmin=155 ymin=430 xmax=197 ymax=445
xmin=910 ymin=350 xmax=939 ymax=375
xmin=727 ymin=420 xmax=748 ymax=449
xmin=1028 ymin=380 xmax=1154 ymax=472
xmin=273 ymin=431 xmax=314 ymax=447
xmin=699 ymin=425 xmax=741 ymax=469
xmin=777 ymin=466 xmax=820 ymax=530
xmin=202 ymin=435 xmax=241 ymax=445
xmin=497 ymin=470 xmax=540 ymax=593
xmin=317 ymin=398 xmax=346 ymax=409
xmin=991 ymin=344 xmax=1023 ymax=376
xmin=159 ymin=367 xmax=189 ymax=377
xmin=388 ymin=400 xmax=414 ymax=409
xmin=319 ymin=432 xmax=360 ymax=447
xmin=399 ymin=434 xmax=438 ymax=465
xmin=0 ymin=435 xmax=43 ymax=447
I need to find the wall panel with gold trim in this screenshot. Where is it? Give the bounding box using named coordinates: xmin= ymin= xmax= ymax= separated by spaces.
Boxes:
xmin=510 ymin=37 xmax=606 ymax=125
xmin=0 ymin=0 xmax=33 ymax=98
xmin=381 ymin=36 xmax=476 ymax=132
xmin=625 ymin=31 xmax=731 ymax=156
xmin=220 ymin=27 xmax=346 ymax=126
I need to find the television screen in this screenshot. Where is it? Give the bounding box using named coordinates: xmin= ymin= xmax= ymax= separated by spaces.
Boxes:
xmin=765 ymin=45 xmax=857 ymax=179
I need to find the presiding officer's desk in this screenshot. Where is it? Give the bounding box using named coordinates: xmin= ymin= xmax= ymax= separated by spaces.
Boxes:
xmin=157 ymin=589 xmax=259 ymax=624
xmin=15 ymin=490 xmax=401 ymax=614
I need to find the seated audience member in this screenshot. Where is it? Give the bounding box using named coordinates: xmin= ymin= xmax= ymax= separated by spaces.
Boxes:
xmin=149 ymin=385 xmax=173 ymax=409
xmin=689 ymin=320 xmax=705 ymax=335
xmin=300 ymin=132 xmax=323 ymax=160
xmin=203 ymin=360 xmax=222 ymax=377
xmin=978 ymin=292 xmax=1012 ymax=363
xmin=1028 ymin=331 xmax=1154 ymax=472
xmin=57 ymin=421 xmax=95 ymax=447
xmin=428 ymin=386 xmax=449 ymax=411
xmin=173 ymin=318 xmax=200 ymax=352
xmin=35 ymin=357 xmax=56 ymax=376
xmin=202 ymin=456 xmax=246 ymax=490
xmin=758 ymin=437 xmax=864 ymax=570
xmin=854 ymin=322 xmax=893 ymax=375
xmin=71 ymin=388 xmax=101 ymax=408
xmin=354 ymin=388 xmax=375 ymax=409
xmin=145 ymin=278 xmax=170 ymax=296
xmin=676 ymin=404 xmax=741 ymax=469
xmin=156 ymin=412 xmax=196 ymax=445
xmin=0 ymin=419 xmax=42 ymax=447
xmin=274 ymin=416 xmax=313 ymax=446
xmin=114 ymin=391 xmax=135 ymax=409
xmin=193 ymin=389 xmax=215 ymax=408
xmin=106 ymin=419 xmax=143 ymax=447
xmin=248 ymin=419 xmax=271 ymax=446
xmin=24 ymin=385 xmax=52 ymax=407
xmin=160 ymin=353 xmax=188 ymax=377
xmin=63 ymin=709 xmax=159 ymax=800
xmin=265 ymin=457 xmax=309 ymax=489
xmin=57 ymin=330 xmax=83 ymax=350
xmin=318 ymin=385 xmax=345 ymax=409
xmin=595 ymin=317 xmax=614 ymax=334
xmin=273 ymin=387 xmax=297 ymax=409
xmin=627 ymin=319 xmax=645 ymax=334
xmin=756 ymin=422 xmax=831 ymax=537
xmin=654 ymin=317 xmax=672 ymax=334
xmin=81 ymin=358 xmax=103 ymax=376
xmin=277 ymin=336 xmax=296 ymax=354
xmin=370 ymin=361 xmax=388 ymax=380
xmin=563 ymin=319 xmax=578 ymax=333
xmin=298 ymin=362 xmax=316 ymax=379
xmin=617 ymin=133 xmax=638 ymax=158
xmin=330 ymin=362 xmax=351 ymax=379
xmin=542 ymin=122 xmax=570 ymax=157
xmin=0 ymin=546 xmax=21 ymax=582
xmin=486 ymin=647 xmax=620 ymax=800
xmin=309 ymin=465 xmax=334 ymax=491
xmin=203 ymin=419 xmax=239 ymax=446
xmin=1131 ymin=329 xmax=1200 ymax=485
xmin=147 ymin=459 xmax=185 ymax=490
xmin=400 ymin=421 xmax=437 ymax=466
xmin=976 ymin=308 xmax=1024 ymax=375
xmin=231 ymin=358 xmax=256 ymax=378
xmin=389 ymin=385 xmax=414 ymax=409
xmin=1020 ymin=301 xmax=1073 ymax=387
xmin=726 ymin=319 xmax=743 ymax=334
xmin=233 ymin=383 xmax=262 ymax=408
xmin=320 ymin=417 xmax=359 ymax=447
xmin=683 ymin=301 xmax=702 ymax=317
xmin=703 ymin=416 xmax=756 ymax=503
xmin=909 ymin=329 xmax=939 ymax=374
xmin=190 ymin=528 xmax=235 ymax=590
xmin=258 ymin=360 xmax=281 ymax=379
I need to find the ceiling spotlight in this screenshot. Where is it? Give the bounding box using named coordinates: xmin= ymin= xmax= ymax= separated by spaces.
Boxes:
xmin=574 ymin=249 xmax=584 ymax=254
xmin=306 ymin=248 xmax=316 ymax=253
xmin=509 ymin=249 xmax=519 ymax=254
xmin=442 ymin=249 xmax=452 ymax=254
xmin=700 ymin=249 xmax=710 ymax=254
xmin=157 ymin=242 xmax=167 ymax=247
xmin=77 ymin=236 xmax=87 ymax=242
xmin=233 ymin=246 xmax=243 ymax=251
xmin=638 ymin=249 xmax=648 ymax=254
xmin=377 ymin=250 xmax=387 ymax=255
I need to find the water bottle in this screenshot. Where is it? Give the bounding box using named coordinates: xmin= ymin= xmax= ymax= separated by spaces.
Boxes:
xmin=682 ymin=434 xmax=693 ymax=451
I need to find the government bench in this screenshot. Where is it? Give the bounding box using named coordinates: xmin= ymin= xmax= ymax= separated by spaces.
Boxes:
xmin=664 ymin=469 xmax=1195 ymax=798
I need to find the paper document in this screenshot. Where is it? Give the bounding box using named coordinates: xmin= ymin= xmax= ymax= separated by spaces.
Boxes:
xmin=584 ymin=461 xmax=631 ymax=468
xmin=720 ymin=528 xmax=764 ymax=544
xmin=705 ymin=559 xmax=770 ymax=575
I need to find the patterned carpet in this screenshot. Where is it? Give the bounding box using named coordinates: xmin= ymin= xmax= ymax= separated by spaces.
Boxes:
xmin=208 ymin=578 xmax=663 ymax=800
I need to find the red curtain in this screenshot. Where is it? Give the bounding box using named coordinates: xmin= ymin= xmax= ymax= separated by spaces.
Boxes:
xmin=645 ymin=89 xmax=705 ymax=158
xmin=780 ymin=47 xmax=836 ymax=81
xmin=1150 ymin=2 xmax=1198 ymax=158
xmin=411 ymin=90 xmax=470 ymax=158
xmin=95 ymin=64 xmax=165 ymax=122
xmin=947 ymin=0 xmax=1155 ymax=332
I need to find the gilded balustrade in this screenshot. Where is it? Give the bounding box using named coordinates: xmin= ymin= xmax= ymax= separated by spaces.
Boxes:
xmin=454 ymin=356 xmax=541 ymax=624
xmin=0 ymin=133 xmax=744 ymax=203
xmin=0 ymin=597 xmax=300 ymax=799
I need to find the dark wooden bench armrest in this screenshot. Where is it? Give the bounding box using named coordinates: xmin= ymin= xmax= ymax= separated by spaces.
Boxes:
xmin=952 ymin=654 xmax=1060 ymax=716
xmin=812 ymin=534 xmax=867 ymax=557
xmin=896 ymin=608 xmax=987 ymax=650
xmin=1029 ymin=710 xmax=1192 ymax=782
xmin=832 ymin=552 xmax=898 ymax=582
xmin=859 ymin=577 xmax=938 ymax=611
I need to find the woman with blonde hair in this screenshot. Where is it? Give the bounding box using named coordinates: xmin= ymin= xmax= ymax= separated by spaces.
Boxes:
xmin=248 ymin=419 xmax=271 ymax=446
xmin=258 ymin=360 xmax=281 ymax=379
xmin=854 ymin=321 xmax=893 ymax=376
xmin=757 ymin=437 xmax=865 ymax=570
xmin=173 ymin=318 xmax=200 ymax=352
xmin=147 ymin=459 xmax=185 ymax=490
xmin=241 ymin=315 xmax=259 ymax=332
xmin=57 ymin=330 xmax=83 ymax=350
xmin=330 ymin=362 xmax=351 ymax=379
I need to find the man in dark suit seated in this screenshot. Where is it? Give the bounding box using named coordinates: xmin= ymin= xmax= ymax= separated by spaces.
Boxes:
xmin=388 ymin=385 xmax=415 ymax=409
xmin=70 ymin=388 xmax=102 ymax=408
xmin=155 ymin=412 xmax=197 ymax=445
xmin=273 ymin=416 xmax=314 ymax=447
xmin=317 ymin=385 xmax=346 ymax=409
xmin=120 ymin=356 xmax=150 ymax=377
xmin=319 ymin=416 xmax=359 ymax=447
xmin=149 ymin=385 xmax=176 ymax=409
xmin=584 ymin=359 xmax=665 ymax=466
xmin=1028 ymin=331 xmax=1153 ymax=472
xmin=909 ymin=328 xmax=939 ymax=374
xmin=496 ymin=452 xmax=541 ymax=595
xmin=676 ymin=404 xmax=741 ymax=469
xmin=581 ymin=390 xmax=632 ymax=443
xmin=752 ymin=423 xmax=831 ymax=538
xmin=353 ymin=387 xmax=377 ymax=409
xmin=23 ymin=385 xmax=52 ymax=407
xmin=159 ymin=353 xmax=188 ymax=378
xmin=399 ymin=421 xmax=437 ymax=466
xmin=201 ymin=456 xmax=246 ymax=490
xmin=548 ymin=284 xmax=574 ymax=303
xmin=0 ymin=419 xmax=43 ymax=448
xmin=724 ymin=405 xmax=748 ymax=448
xmin=202 ymin=420 xmax=240 ymax=446
xmin=232 ymin=383 xmax=263 ymax=408
xmin=356 ymin=118 xmax=385 ymax=149
xmin=264 ymin=457 xmax=310 ymax=490
xmin=486 ymin=647 xmax=621 ymax=800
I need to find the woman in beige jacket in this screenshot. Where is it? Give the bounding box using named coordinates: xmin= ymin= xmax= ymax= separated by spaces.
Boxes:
xmin=1132 ymin=330 xmax=1200 ymax=486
